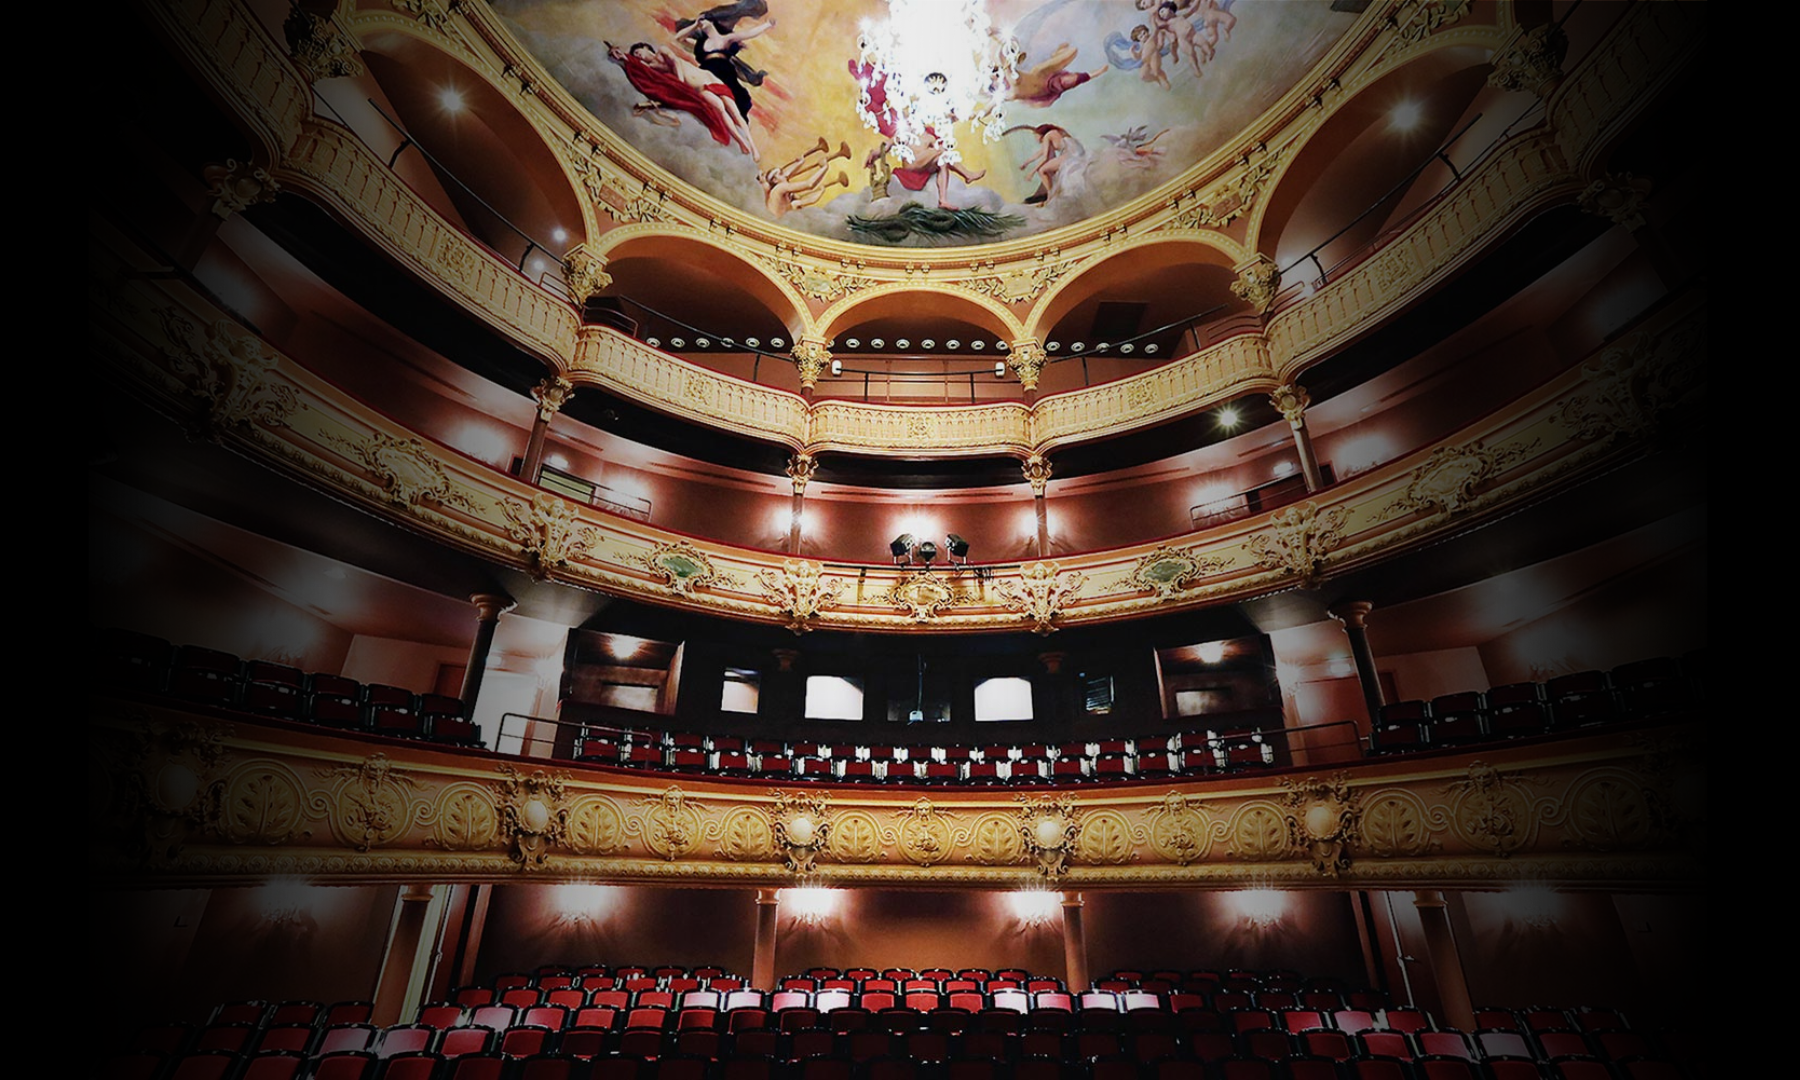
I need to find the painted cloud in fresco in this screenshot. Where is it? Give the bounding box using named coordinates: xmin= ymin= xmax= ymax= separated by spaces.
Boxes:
xmin=493 ymin=0 xmax=1358 ymax=247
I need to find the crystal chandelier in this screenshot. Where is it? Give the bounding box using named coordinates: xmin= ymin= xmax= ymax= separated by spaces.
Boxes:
xmin=855 ymin=0 xmax=1021 ymax=165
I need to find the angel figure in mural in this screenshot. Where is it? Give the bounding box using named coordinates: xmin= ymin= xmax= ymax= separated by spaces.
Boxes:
xmin=760 ymin=137 xmax=853 ymax=217
xmin=1103 ymin=125 xmax=1171 ymax=169
xmin=607 ymin=41 xmax=760 ymax=160
xmin=1008 ymin=43 xmax=1108 ymax=108
xmin=1007 ymin=124 xmax=1081 ymax=206
xmin=1144 ymin=0 xmax=1238 ymax=72
xmin=673 ymin=9 xmax=776 ymax=121
xmin=891 ymin=129 xmax=988 ymax=206
xmin=1126 ymin=23 xmax=1170 ymax=89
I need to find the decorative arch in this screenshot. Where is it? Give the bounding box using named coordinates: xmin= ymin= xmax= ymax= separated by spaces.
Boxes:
xmin=1027 ymin=234 xmax=1246 ymax=342
xmin=595 ymin=226 xmax=813 ymax=339
xmin=818 ymin=282 xmax=1023 ymax=344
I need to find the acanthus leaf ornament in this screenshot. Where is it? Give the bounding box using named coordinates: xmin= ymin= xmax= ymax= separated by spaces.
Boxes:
xmin=1126 ymin=546 xmax=1228 ymax=601
xmin=1167 ymin=142 xmax=1287 ymax=231
xmin=1020 ymin=453 xmax=1052 ymax=496
xmin=1280 ymin=774 xmax=1361 ymax=876
xmin=792 ymin=340 xmax=831 ymax=390
xmin=201 ymin=159 xmax=280 ymax=220
xmin=997 ymin=561 xmax=1086 ymax=635
xmin=1487 ymin=23 xmax=1568 ymax=97
xmin=1017 ymin=794 xmax=1079 ymax=878
xmin=757 ymin=558 xmax=844 ymax=634
xmin=325 ymin=429 xmax=477 ymax=511
xmin=1269 ymin=384 xmax=1311 ymax=424
xmin=282 ymin=9 xmax=364 ymax=82
xmin=1382 ymin=438 xmax=1538 ymax=518
xmin=391 ymin=0 xmax=452 ymax=34
xmin=502 ymin=493 xmax=599 ymax=580
xmin=532 ymin=376 xmax=575 ymax=421
xmin=764 ymin=247 xmax=875 ymax=302
xmin=770 ymin=789 xmax=832 ymax=874
xmin=964 ymin=258 xmax=1074 ymax=304
xmin=1231 ymin=255 xmax=1282 ymax=315
xmin=560 ymin=245 xmax=611 ymax=304
xmin=641 ymin=540 xmax=729 ymax=597
xmin=785 ymin=452 xmax=819 ymax=495
xmin=153 ymin=308 xmax=301 ymax=439
xmin=495 ymin=766 xmax=570 ymax=869
xmin=886 ymin=570 xmax=965 ymax=622
xmin=1390 ymin=0 xmax=1471 ymax=46
xmin=1007 ymin=341 xmax=1047 ymax=392
xmin=1246 ymin=502 xmax=1350 ymax=587
xmin=314 ymin=753 xmax=422 ymax=852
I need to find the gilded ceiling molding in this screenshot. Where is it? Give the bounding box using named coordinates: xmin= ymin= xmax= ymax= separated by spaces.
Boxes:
xmin=593 ymin=224 xmax=813 ymax=332
xmin=815 ymin=281 xmax=1025 ymax=345
xmin=93 ymin=703 xmax=1704 ymax=889
xmin=1162 ymin=141 xmax=1292 ymax=236
xmin=759 ymin=245 xmax=878 ymax=305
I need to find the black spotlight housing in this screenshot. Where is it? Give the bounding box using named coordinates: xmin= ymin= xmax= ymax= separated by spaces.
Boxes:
xmin=890 ymin=534 xmax=917 ymax=561
xmin=916 ymin=541 xmax=939 ymax=564
xmin=944 ymin=534 xmax=970 ymax=561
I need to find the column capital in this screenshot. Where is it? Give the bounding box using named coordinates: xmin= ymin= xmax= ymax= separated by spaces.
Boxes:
xmin=283 ymin=8 xmax=365 ymax=82
xmin=561 ymin=244 xmax=612 ymax=304
xmin=1060 ymin=891 xmax=1084 ymax=908
xmin=755 ymin=887 xmax=782 ymax=905
xmin=202 ymin=159 xmax=280 ymax=220
xmin=792 ymin=339 xmax=831 ymax=390
xmin=1007 ymin=340 xmax=1047 ymax=392
xmin=1329 ymin=600 xmax=1375 ymax=629
xmin=1578 ymin=173 xmax=1654 ymax=232
xmin=531 ymin=376 xmax=575 ymax=421
xmin=1412 ymin=889 xmax=1449 ymax=908
xmin=470 ymin=593 xmax=517 ymax=622
xmin=1270 ymin=383 xmax=1311 ymax=425
xmin=786 ymin=451 xmax=819 ymax=494
xmin=400 ymin=883 xmax=437 ymax=902
xmin=1486 ymin=23 xmax=1568 ymax=98
xmin=1021 ymin=452 xmax=1053 ymax=495
xmin=1231 ymin=254 xmax=1282 ymax=314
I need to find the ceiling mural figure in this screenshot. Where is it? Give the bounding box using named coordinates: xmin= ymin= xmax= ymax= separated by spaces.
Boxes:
xmin=493 ymin=0 xmax=1357 ymax=247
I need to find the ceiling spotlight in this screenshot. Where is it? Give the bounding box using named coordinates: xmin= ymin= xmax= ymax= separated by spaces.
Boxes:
xmin=745 ymin=337 xmax=760 ymax=348
xmin=846 ymin=337 xmax=861 ymax=349
xmin=1196 ymin=641 xmax=1226 ymax=664
xmin=1145 ymin=343 xmax=1159 ymax=354
xmin=946 ymin=338 xmax=961 ymax=350
xmin=871 ymin=337 xmax=885 ymax=349
xmin=1120 ymin=343 xmax=1135 ymax=354
xmin=891 ymin=533 xmax=918 ymax=561
xmin=831 ymin=358 xmax=843 ymax=377
xmin=770 ymin=337 xmax=785 ymax=349
xmin=551 ymin=227 xmax=568 ymax=243
xmin=896 ymin=338 xmax=911 ymax=349
xmin=1071 ymin=342 xmax=1086 ymax=352
xmin=921 ymin=338 xmax=935 ymax=349
xmin=997 ymin=341 xmax=1010 ymax=352
xmin=439 ymin=87 xmax=466 ymax=113
xmin=1046 ymin=342 xmax=1061 ymax=352
xmin=972 ymin=340 xmax=985 ymax=351
xmin=695 ymin=337 xmax=711 ymax=348
xmin=1391 ymin=101 xmax=1423 ymax=131
xmin=670 ymin=337 xmax=686 ymax=348
xmin=1096 ymin=342 xmax=1110 ymax=352
xmin=646 ymin=337 xmax=661 ymax=348
xmin=945 ymin=534 xmax=970 ymax=562
xmin=720 ymin=337 xmax=735 ymax=347
xmin=1217 ymin=407 xmax=1240 ymax=429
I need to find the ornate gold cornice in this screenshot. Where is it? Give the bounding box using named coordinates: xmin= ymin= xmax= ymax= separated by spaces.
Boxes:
xmin=91 ymin=230 xmax=1706 ymax=634
xmin=90 ymin=701 xmax=1705 ymax=890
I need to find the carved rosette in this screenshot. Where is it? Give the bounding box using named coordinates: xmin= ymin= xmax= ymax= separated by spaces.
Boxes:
xmin=282 ymin=9 xmax=364 ymax=81
xmin=1007 ymin=341 xmax=1048 ymax=392
xmin=792 ymin=340 xmax=831 ymax=389
xmin=998 ymin=561 xmax=1086 ymax=635
xmin=1269 ymin=384 xmax=1311 ymax=425
xmin=1487 ymin=23 xmax=1568 ymax=96
xmin=1020 ymin=454 xmax=1052 ymax=496
xmin=1017 ymin=795 xmax=1079 ymax=878
xmin=1246 ymin=502 xmax=1350 ymax=588
xmin=1281 ymin=774 xmax=1361 ymax=876
xmin=496 ymin=767 xmax=569 ymax=869
xmin=328 ymin=430 xmax=475 ymax=510
xmin=1231 ymin=256 xmax=1282 ymax=314
xmin=532 ymin=376 xmax=575 ymax=421
xmin=770 ymin=790 xmax=832 ymax=875
xmin=1147 ymin=792 xmax=1209 ymax=867
xmin=894 ymin=798 xmax=957 ymax=867
xmin=1577 ymin=173 xmax=1655 ymax=231
xmin=202 ymin=159 xmax=280 ymax=220
xmin=1550 ymin=325 xmax=1701 ymax=444
xmin=1387 ymin=439 xmax=1536 ymax=517
xmin=641 ymin=541 xmax=727 ymax=597
xmin=502 ymin=494 xmax=599 ymax=580
xmin=886 ymin=571 xmax=965 ymax=622
xmin=1126 ymin=546 xmax=1227 ymax=601
xmin=153 ymin=309 xmax=301 ymax=439
xmin=786 ymin=452 xmax=819 ymax=494
xmin=757 ymin=559 xmax=844 ymax=634
xmin=313 ymin=754 xmax=423 ymax=852
xmin=560 ymin=245 xmax=611 ymax=304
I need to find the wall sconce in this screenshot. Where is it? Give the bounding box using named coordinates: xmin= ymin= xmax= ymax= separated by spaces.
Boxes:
xmin=552 ymin=883 xmax=623 ymax=926
xmin=781 ymin=886 xmax=841 ymax=926
xmin=1502 ymin=884 xmax=1563 ymax=929
xmin=1008 ymin=889 xmax=1063 ymax=927
xmin=1231 ymin=888 xmax=1285 ymax=929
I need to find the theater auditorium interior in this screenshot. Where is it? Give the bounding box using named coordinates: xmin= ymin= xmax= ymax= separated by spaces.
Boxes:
xmin=90 ymin=2 xmax=1707 ymax=1079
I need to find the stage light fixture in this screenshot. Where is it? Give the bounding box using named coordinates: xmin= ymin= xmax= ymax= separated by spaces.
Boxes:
xmin=890 ymin=534 xmax=917 ymax=561
xmin=916 ymin=540 xmax=938 ymax=564
xmin=945 ymin=534 xmax=970 ymax=562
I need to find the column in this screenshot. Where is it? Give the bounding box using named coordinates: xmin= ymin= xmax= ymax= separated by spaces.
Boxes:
xmin=792 ymin=339 xmax=831 ymax=400
xmin=786 ymin=452 xmax=818 ymax=555
xmin=1007 ymin=340 xmax=1047 ymax=403
xmin=751 ymin=888 xmax=781 ymax=991
xmin=1022 ymin=454 xmax=1052 ymax=558
xmin=459 ymin=593 xmax=517 ymax=718
xmin=1270 ymin=384 xmax=1325 ymax=492
xmin=372 ymin=883 xmax=443 ymax=1026
xmin=1061 ymin=892 xmax=1089 ymax=992
xmin=1329 ymin=601 xmax=1384 ymax=728
xmin=1412 ymin=890 xmax=1476 ymax=1031
xmin=521 ymin=376 xmax=574 ymax=485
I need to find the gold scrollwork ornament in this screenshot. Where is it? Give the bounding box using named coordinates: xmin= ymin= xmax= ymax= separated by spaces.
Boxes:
xmin=632 ymin=786 xmax=707 ymax=861
xmin=997 ymin=561 xmax=1086 ymax=635
xmin=1018 ymin=795 xmax=1079 ymax=878
xmin=1126 ymin=546 xmax=1227 ymax=601
xmin=313 ymin=753 xmax=422 ymax=852
xmin=495 ymin=767 xmax=570 ymax=869
xmin=757 ymin=559 xmax=844 ymax=634
xmin=895 ymin=798 xmax=957 ymax=867
xmin=886 ymin=571 xmax=964 ymax=622
xmin=502 ymin=494 xmax=599 ymax=581
xmin=641 ymin=541 xmax=728 ymax=597
xmin=1147 ymin=792 xmax=1209 ymax=866
xmin=771 ymin=790 xmax=832 ymax=874
xmin=1246 ymin=502 xmax=1350 ymax=588
xmin=1281 ymin=774 xmax=1361 ymax=876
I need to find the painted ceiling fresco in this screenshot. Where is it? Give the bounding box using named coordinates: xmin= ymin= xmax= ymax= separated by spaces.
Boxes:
xmin=494 ymin=1 xmax=1360 ymax=248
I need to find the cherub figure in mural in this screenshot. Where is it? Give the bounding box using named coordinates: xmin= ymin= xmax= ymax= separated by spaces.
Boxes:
xmin=607 ymin=41 xmax=760 ymax=159
xmin=1007 ymin=124 xmax=1078 ymax=205
xmin=1191 ymin=0 xmax=1238 ymax=48
xmin=760 ymin=138 xmax=853 ymax=217
xmin=1151 ymin=2 xmax=1212 ymax=71
xmin=672 ymin=11 xmax=775 ymax=122
xmin=1008 ymin=43 xmax=1108 ymax=108
xmin=1102 ymin=126 xmax=1171 ymax=169
xmin=1127 ymin=24 xmax=1170 ymax=90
